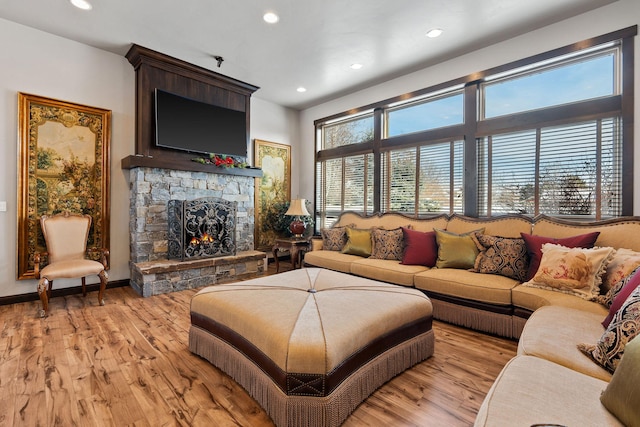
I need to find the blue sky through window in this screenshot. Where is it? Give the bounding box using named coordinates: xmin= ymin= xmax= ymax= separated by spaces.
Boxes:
xmin=484 ymin=54 xmax=615 ymax=118
xmin=387 ymin=93 xmax=463 ymax=137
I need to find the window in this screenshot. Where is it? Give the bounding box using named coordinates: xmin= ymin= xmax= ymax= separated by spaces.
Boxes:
xmin=482 ymin=50 xmax=617 ymax=118
xmin=314 ymin=27 xmax=635 ymax=228
xmin=386 ymin=92 xmax=464 ymax=137
xmin=478 ymin=118 xmax=622 ymax=217
xmin=478 ymin=44 xmax=625 ymax=218
xmin=381 ymin=141 xmax=464 ymax=215
xmin=315 ymin=153 xmax=374 ymax=229
xmin=320 ymin=113 xmax=374 ymax=149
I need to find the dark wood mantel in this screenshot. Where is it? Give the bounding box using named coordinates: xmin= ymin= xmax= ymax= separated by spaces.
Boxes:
xmin=121 ymin=154 xmax=262 ymax=177
xmin=122 ymin=44 xmax=260 ymax=175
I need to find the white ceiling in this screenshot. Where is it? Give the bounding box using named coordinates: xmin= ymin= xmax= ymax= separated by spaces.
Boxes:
xmin=0 ymin=0 xmax=616 ymax=110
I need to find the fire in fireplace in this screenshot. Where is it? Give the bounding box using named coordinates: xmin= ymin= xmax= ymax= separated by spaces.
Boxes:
xmin=167 ymin=197 xmax=237 ymax=261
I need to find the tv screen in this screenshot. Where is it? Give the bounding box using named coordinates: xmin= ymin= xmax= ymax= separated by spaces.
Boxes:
xmin=154 ymin=89 xmax=248 ymax=158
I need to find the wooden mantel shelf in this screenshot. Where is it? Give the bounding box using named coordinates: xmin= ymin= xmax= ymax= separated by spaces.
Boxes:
xmin=121 ymin=155 xmax=262 ymax=178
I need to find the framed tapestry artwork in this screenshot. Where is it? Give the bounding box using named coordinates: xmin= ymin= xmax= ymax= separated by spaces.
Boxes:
xmin=254 ymin=139 xmax=291 ymax=252
xmin=17 ymin=93 xmax=111 ymax=280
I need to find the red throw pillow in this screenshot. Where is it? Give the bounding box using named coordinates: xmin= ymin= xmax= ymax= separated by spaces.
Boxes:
xmin=400 ymin=227 xmax=437 ymax=267
xmin=602 ymin=268 xmax=640 ymax=328
xmin=520 ymin=232 xmax=600 ymax=281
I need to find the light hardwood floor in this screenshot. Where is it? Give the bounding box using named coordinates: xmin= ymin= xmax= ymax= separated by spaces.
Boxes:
xmin=0 ymin=265 xmax=517 ymax=427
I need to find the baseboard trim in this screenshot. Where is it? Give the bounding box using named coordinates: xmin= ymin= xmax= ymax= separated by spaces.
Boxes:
xmin=0 ymin=279 xmax=130 ymax=306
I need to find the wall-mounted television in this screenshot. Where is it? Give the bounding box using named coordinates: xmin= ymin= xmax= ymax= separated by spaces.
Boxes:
xmin=154 ymin=88 xmax=248 ymax=158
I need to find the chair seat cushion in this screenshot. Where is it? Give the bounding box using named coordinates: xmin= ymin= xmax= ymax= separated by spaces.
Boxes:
xmin=41 ymin=259 xmax=105 ymax=279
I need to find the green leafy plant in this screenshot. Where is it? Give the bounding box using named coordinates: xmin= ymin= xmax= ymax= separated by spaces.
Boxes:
xmin=262 ymin=200 xmax=314 ymax=237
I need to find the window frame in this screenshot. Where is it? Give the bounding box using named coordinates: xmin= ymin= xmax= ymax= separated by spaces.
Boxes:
xmin=314 ymin=26 xmax=636 ymax=229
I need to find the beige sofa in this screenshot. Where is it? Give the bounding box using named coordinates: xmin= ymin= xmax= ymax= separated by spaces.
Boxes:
xmin=305 ymin=212 xmax=640 ymax=426
xmin=304 ymin=212 xmax=640 ymax=339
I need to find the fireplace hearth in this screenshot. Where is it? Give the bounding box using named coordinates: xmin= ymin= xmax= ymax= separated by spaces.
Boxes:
xmin=168 ymin=197 xmax=237 ymax=261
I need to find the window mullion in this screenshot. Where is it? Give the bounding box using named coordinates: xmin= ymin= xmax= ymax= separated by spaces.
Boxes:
xmin=534 ymin=128 xmax=542 ymax=216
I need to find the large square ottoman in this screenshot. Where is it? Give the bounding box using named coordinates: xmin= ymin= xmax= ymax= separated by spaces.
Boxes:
xmin=189 ymin=268 xmax=434 ymax=427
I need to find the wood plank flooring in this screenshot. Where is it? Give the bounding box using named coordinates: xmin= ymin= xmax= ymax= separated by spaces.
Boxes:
xmin=0 ymin=265 xmax=517 ymax=427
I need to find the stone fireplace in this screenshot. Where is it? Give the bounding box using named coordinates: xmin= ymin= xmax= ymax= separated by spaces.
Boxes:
xmin=122 ymin=45 xmax=265 ymax=297
xmin=127 ymin=166 xmax=265 ymax=297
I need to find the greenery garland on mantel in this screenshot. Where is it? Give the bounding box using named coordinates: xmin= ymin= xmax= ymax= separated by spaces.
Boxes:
xmin=192 ymin=153 xmax=248 ymax=169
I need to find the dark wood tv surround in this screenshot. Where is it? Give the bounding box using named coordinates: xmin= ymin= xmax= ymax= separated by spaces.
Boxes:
xmin=121 ymin=44 xmax=261 ymax=178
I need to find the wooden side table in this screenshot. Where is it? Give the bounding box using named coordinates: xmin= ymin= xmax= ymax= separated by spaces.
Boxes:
xmin=272 ymin=237 xmax=311 ymax=273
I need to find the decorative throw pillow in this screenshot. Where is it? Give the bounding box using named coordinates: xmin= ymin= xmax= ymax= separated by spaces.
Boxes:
xmin=578 ymin=285 xmax=640 ymax=373
xmin=471 ymin=234 xmax=529 ymax=281
xmin=600 ymin=336 xmax=640 ymax=427
xmin=598 ymin=265 xmax=640 ymax=308
xmin=400 ymin=227 xmax=438 ymax=267
xmin=601 ymin=266 xmax=640 ymax=328
xmin=341 ymin=227 xmax=372 ymax=257
xmin=370 ymin=227 xmax=404 ymax=260
xmin=434 ymin=228 xmax=484 ymax=270
xmin=522 ymin=243 xmax=614 ymax=300
xmin=602 ymin=248 xmax=640 ymax=293
xmin=521 ymin=232 xmax=600 ymax=280
xmin=321 ymin=227 xmax=349 ymax=251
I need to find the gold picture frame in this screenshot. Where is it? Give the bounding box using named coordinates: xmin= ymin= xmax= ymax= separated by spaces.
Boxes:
xmin=254 ymin=139 xmax=291 ymax=252
xmin=17 ymin=93 xmax=111 ymax=280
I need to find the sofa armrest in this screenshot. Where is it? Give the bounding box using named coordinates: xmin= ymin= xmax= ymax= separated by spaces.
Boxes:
xmin=311 ymin=237 xmax=324 ymax=251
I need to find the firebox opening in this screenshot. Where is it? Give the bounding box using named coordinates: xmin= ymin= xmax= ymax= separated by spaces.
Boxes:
xmin=167 ymin=197 xmax=237 ymax=261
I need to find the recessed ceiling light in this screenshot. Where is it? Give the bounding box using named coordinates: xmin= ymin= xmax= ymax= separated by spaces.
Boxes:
xmin=426 ymin=28 xmax=443 ymax=38
xmin=263 ymin=12 xmax=279 ymax=24
xmin=296 ymin=87 xmax=307 ymax=93
xmin=350 ymin=63 xmax=363 ymax=70
xmin=70 ymin=0 xmax=92 ymax=10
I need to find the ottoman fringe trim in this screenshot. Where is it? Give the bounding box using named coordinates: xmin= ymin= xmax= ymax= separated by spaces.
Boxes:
xmin=189 ymin=325 xmax=434 ymax=427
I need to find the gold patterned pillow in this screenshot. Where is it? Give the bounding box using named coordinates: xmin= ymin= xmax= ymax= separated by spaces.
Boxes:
xmin=522 ymin=243 xmax=615 ymax=300
xmin=370 ymin=228 xmax=404 ymax=260
xmin=472 ymin=234 xmax=529 ymax=281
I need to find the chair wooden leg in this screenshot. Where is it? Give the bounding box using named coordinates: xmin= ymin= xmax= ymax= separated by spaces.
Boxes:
xmin=98 ymin=270 xmax=108 ymax=306
xmin=81 ymin=277 xmax=87 ymax=297
xmin=37 ymin=278 xmax=49 ymax=317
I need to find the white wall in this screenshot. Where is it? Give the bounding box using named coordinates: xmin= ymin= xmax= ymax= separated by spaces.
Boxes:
xmin=0 ymin=18 xmax=299 ymax=298
xmin=299 ymin=0 xmax=640 ymax=216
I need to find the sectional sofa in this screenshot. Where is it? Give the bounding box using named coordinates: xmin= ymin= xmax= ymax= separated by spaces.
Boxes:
xmin=304 ymin=212 xmax=640 ymax=339
xmin=304 ymin=211 xmax=640 ymax=426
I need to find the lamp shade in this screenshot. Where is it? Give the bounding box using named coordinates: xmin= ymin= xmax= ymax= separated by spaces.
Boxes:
xmin=285 ymin=199 xmax=310 ymax=216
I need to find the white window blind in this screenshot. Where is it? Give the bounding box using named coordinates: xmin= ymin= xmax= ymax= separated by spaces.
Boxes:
xmin=315 ymin=154 xmax=374 ymax=228
xmin=479 ymin=118 xmax=622 ymax=218
xmin=382 ymin=141 xmax=464 ymax=215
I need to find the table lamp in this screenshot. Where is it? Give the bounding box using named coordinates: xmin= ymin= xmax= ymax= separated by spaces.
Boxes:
xmin=284 ymin=198 xmax=311 ymax=237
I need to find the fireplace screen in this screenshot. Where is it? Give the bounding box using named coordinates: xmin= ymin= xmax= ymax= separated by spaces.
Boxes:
xmin=167 ymin=197 xmax=237 ymax=261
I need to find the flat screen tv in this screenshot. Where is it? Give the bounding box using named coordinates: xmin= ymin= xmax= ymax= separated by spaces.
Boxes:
xmin=154 ymin=88 xmax=248 ymax=158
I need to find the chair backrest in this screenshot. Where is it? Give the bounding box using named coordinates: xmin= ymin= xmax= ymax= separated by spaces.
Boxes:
xmin=40 ymin=213 xmax=92 ymax=264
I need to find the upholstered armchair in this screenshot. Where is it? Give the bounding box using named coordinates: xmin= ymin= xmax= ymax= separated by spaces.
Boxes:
xmin=34 ymin=212 xmax=109 ymax=317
